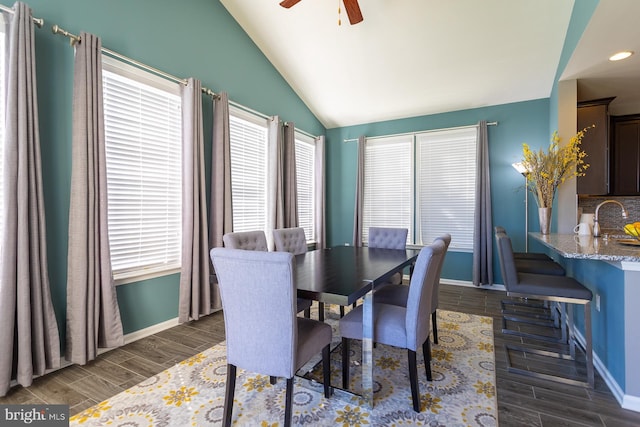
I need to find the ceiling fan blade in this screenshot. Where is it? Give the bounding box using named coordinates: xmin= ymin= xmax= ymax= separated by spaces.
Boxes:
xmin=343 ymin=0 xmax=363 ymax=24
xmin=279 ymin=0 xmax=303 ymax=8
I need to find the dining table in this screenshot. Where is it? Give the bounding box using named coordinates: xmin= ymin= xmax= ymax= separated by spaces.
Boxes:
xmin=293 ymin=245 xmax=421 ymax=408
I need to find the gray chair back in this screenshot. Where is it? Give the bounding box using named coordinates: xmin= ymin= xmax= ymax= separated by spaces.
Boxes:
xmin=273 ymin=227 xmax=308 ymax=255
xmin=210 ymin=248 xmax=297 ymax=378
xmin=405 ymin=240 xmax=446 ymax=351
xmin=368 ymin=227 xmax=408 ymax=250
xmin=223 ymin=230 xmax=268 ymax=251
xmin=495 ymin=231 xmax=518 ymax=291
xmin=431 ymin=233 xmax=451 ymax=308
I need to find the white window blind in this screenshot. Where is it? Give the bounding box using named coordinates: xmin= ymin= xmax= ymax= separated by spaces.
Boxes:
xmin=362 ymin=135 xmax=414 ymax=244
xmin=229 ymin=108 xmax=268 ymax=232
xmin=102 ymin=57 xmax=182 ymax=281
xmin=295 ymin=133 xmax=315 ymax=243
xmin=416 ymin=127 xmax=477 ymax=250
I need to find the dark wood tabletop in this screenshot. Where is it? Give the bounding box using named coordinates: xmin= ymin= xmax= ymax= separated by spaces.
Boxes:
xmin=294 ymin=245 xmax=421 ymax=306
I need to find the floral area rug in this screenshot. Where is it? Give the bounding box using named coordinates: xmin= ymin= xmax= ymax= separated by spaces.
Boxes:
xmin=70 ymin=309 xmax=497 ymax=426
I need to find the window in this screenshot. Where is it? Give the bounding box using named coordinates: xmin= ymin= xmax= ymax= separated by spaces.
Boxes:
xmin=228 ymin=111 xmax=318 ymax=242
xmin=362 ymin=136 xmax=413 ymax=244
xmin=295 ymin=132 xmax=316 ymax=243
xmin=362 ymin=126 xmax=478 ymax=250
xmin=102 ymin=56 xmax=182 ymax=282
xmin=416 ymin=127 xmax=478 ymax=249
xmin=228 ymin=107 xmax=268 ymax=232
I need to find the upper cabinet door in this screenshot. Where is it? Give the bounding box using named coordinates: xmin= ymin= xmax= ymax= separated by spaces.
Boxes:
xmin=577 ymin=98 xmax=614 ymax=195
xmin=612 ymin=117 xmax=640 ymax=195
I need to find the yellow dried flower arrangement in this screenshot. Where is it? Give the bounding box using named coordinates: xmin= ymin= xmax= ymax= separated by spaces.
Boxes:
xmin=521 ymin=127 xmax=593 ymax=208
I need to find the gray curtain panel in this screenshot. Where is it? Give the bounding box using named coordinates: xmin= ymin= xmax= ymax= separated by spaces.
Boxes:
xmin=178 ymin=78 xmax=211 ymax=323
xmin=0 ymin=2 xmax=60 ymax=396
xmin=208 ymin=92 xmax=232 ymax=311
xmin=209 ymin=92 xmax=233 ymax=249
xmin=352 ymin=135 xmax=365 ymax=247
xmin=267 ymin=116 xmax=284 ymax=250
xmin=314 ymin=135 xmax=326 ymax=249
xmin=66 ymin=32 xmax=123 ymax=365
xmin=283 ymin=122 xmax=298 ymax=228
xmin=472 ymin=120 xmax=494 ymax=286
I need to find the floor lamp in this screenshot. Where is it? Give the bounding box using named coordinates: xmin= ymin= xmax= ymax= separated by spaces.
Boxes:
xmin=512 ymin=162 xmax=529 ymax=252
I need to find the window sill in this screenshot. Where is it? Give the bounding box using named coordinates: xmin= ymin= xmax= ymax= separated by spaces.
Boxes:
xmin=114 ymin=266 xmax=181 ymax=286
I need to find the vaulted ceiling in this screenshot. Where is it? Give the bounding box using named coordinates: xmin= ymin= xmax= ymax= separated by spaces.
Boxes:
xmin=220 ymin=0 xmax=640 ymax=129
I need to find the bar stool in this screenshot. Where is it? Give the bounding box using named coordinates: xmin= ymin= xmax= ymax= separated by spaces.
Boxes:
xmin=495 ymin=231 xmax=594 ymax=388
xmin=494 ymin=226 xmax=566 ymax=337
xmin=494 ymin=226 xmax=553 ymax=261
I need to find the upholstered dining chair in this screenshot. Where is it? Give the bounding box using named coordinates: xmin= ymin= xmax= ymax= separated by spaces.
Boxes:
xmin=210 ymin=248 xmax=332 ymax=427
xmin=368 ymin=227 xmax=409 ymax=285
xmin=272 ymin=227 xmax=314 ymax=318
xmin=373 ymin=233 xmax=451 ymax=344
xmin=347 ymin=226 xmax=409 ymax=319
xmin=222 ymin=230 xmax=269 ymax=251
xmin=339 ymin=240 xmax=445 ymax=412
xmin=223 ymin=230 xmax=312 ymax=317
xmin=273 ymin=227 xmax=308 ymax=255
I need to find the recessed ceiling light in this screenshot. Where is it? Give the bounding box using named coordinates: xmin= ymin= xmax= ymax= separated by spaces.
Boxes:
xmin=609 ymin=51 xmax=633 ymax=61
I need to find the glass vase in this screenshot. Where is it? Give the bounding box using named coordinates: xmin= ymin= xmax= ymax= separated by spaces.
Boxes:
xmin=538 ymin=207 xmax=552 ymax=235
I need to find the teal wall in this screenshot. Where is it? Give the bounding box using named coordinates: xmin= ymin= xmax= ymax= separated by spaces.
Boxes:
xmin=549 ymin=0 xmax=600 ymax=133
xmin=326 ymin=99 xmax=550 ymax=284
xmin=1 ymin=0 xmax=325 ymax=344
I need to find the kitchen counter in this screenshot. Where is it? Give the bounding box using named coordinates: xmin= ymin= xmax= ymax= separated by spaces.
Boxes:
xmin=530 ymin=232 xmax=640 ymax=264
xmin=529 ymin=232 xmax=640 ymax=412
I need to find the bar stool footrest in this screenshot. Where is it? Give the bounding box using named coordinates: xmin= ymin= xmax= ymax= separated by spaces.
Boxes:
xmin=501 ymin=315 xmax=566 ymax=344
xmin=504 ymin=343 xmax=593 ymax=388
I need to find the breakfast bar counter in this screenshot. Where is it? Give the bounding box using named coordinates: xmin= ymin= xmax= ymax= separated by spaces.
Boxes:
xmin=530 ymin=232 xmax=640 ymax=264
xmin=529 ymin=232 xmax=640 ymax=412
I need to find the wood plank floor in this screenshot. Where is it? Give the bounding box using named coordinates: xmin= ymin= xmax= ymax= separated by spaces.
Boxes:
xmin=2 ymin=283 xmax=640 ymax=426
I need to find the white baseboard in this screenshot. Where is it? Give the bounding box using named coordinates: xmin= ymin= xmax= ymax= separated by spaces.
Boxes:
xmin=9 ymin=317 xmax=182 ymax=390
xmin=121 ymin=317 xmax=180 ymax=345
xmin=622 ymin=394 xmax=640 ymax=413
xmin=574 ymin=328 xmax=640 ymax=412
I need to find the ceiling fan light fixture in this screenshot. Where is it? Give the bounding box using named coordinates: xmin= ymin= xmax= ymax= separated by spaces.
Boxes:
xmin=609 ymin=51 xmax=633 ymax=61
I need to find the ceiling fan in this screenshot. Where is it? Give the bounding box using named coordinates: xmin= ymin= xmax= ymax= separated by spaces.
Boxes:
xmin=279 ymin=0 xmax=364 ymax=25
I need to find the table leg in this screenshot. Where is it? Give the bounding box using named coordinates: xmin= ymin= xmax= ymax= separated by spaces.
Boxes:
xmin=362 ymin=285 xmax=374 ymax=408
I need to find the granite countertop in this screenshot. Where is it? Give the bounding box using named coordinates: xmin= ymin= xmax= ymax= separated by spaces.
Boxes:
xmin=530 ymin=232 xmax=640 ymax=262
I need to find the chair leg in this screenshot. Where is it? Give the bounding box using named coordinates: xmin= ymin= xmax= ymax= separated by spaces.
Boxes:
xmin=341 ymin=337 xmax=350 ymax=389
xmin=284 ymin=377 xmax=294 ymax=427
xmin=322 ymin=344 xmax=332 ymax=398
xmin=270 ymin=376 xmax=277 ymax=385
xmin=422 ymin=339 xmax=432 ymax=381
xmin=223 ymin=364 xmax=236 ymax=427
xmin=304 ymin=308 xmax=311 ymax=319
xmin=339 ymin=306 xmax=345 ymax=317
xmin=408 ymin=349 xmax=421 ymax=412
xmin=432 ymin=311 xmax=438 ymax=344
xmin=318 ymin=302 xmax=325 ymax=322
xmin=585 ymin=302 xmax=594 ymax=388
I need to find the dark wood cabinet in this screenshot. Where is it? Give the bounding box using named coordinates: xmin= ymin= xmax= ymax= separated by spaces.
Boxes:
xmin=577 ymin=98 xmax=614 ymax=195
xmin=612 ymin=115 xmax=640 ymax=195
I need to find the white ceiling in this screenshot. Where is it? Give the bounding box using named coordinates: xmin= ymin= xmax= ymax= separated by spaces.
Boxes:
xmin=220 ymin=0 xmax=640 ymax=129
xmin=561 ymin=0 xmax=640 ymax=116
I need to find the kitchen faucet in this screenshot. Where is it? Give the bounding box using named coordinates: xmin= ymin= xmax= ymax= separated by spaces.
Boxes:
xmin=593 ymin=200 xmax=628 ymax=237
